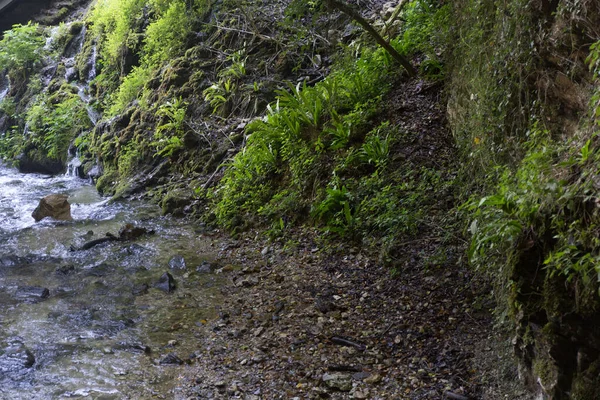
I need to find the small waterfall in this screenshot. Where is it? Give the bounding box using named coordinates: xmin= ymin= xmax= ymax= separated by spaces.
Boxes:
xmin=88 ymin=43 xmax=98 ymax=82
xmin=66 ymin=154 xmax=83 ymax=177
xmin=64 ymin=25 xmax=102 ymax=173
xmin=0 ymin=74 xmax=9 ymax=101
xmin=64 ymin=26 xmax=87 ymax=82
xmin=65 ymin=145 xmax=85 ymax=178
xmin=44 ymin=26 xmax=60 ymax=51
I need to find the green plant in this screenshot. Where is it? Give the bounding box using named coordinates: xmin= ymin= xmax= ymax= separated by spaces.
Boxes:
xmin=117 ymin=140 xmax=143 ymax=176
xmin=311 ymin=183 xmax=355 ymax=236
xmin=203 ymin=49 xmax=250 ymax=117
xmin=0 ymin=23 xmax=46 ymax=79
xmin=203 ymin=79 xmax=236 ymax=116
xmin=107 ymin=66 xmax=152 ymax=116
xmin=358 ymin=122 xmax=391 ymax=169
xmin=212 ymin=41 xmax=398 ymax=231
xmin=143 ymin=0 xmax=192 ymax=67
xmin=0 ymin=128 xmax=24 ymax=161
xmin=26 ymin=92 xmax=92 ymax=163
xmin=587 ymin=40 xmax=600 ymax=125
xmin=152 ymin=97 xmax=188 ymax=158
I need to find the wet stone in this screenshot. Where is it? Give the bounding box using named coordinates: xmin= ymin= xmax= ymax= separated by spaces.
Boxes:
xmin=168 ymin=255 xmax=187 ymax=271
xmin=155 ymin=272 xmax=176 ymax=293
xmin=115 ymin=342 xmax=151 ymax=354
xmin=31 ymin=194 xmax=73 ymax=222
xmin=15 ymin=286 xmax=50 ymax=302
xmin=0 ymin=255 xmax=22 ymax=267
xmin=121 ymin=243 xmax=147 ymax=255
xmin=196 ymin=261 xmax=217 ymax=274
xmin=86 ymin=263 xmax=116 ymax=277
xmin=0 ymin=338 xmax=35 ymax=375
xmin=322 ymin=372 xmax=353 ymax=391
xmin=159 ymin=352 xmax=184 ymax=365
xmin=55 ymin=264 xmax=77 ymax=275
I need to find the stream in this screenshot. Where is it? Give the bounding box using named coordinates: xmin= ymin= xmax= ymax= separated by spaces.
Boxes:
xmin=0 ymin=163 xmax=223 ymax=399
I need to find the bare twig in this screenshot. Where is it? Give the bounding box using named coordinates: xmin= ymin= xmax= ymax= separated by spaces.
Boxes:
xmin=330 ymin=336 xmax=366 ymax=351
xmin=201 ymin=21 xmax=276 ymax=42
xmin=324 ymin=0 xmax=417 ymax=77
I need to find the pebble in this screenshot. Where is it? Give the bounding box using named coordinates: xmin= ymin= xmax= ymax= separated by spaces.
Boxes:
xmin=364 ymin=373 xmax=383 ymax=384
xmin=254 ymin=327 xmax=264 ymax=337
xmin=322 ymin=373 xmax=353 ymax=392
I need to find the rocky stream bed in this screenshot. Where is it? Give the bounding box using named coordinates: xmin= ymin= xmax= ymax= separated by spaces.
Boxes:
xmin=0 ymin=161 xmax=535 ymax=399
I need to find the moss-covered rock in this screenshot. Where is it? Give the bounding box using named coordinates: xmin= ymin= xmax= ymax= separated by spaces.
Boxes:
xmin=159 ymin=187 xmax=194 ymax=216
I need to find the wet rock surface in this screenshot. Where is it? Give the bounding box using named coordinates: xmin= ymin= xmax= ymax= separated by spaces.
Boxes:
xmin=31 ymin=193 xmax=73 ymax=222
xmin=0 ymin=338 xmax=35 ymax=378
xmin=14 ymin=286 xmax=50 ymax=302
xmin=155 ymin=271 xmax=176 ymax=293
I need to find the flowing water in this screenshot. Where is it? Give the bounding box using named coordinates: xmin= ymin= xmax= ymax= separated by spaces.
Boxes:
xmin=0 ymin=164 xmax=223 ymax=399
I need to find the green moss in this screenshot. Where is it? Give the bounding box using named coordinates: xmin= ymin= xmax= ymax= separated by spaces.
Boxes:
xmin=96 ymin=169 xmax=119 ymax=196
xmin=159 ymin=188 xmax=193 ymax=216
xmin=571 ymin=359 xmax=600 ymax=400
xmin=532 ymin=354 xmax=558 ymax=393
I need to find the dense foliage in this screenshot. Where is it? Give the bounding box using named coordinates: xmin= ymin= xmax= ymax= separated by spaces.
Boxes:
xmin=0 ymin=22 xmax=45 ymax=75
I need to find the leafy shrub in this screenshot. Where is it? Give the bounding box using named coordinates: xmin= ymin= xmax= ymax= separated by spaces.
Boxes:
xmin=0 ymin=23 xmax=46 ymax=77
xmin=89 ymin=0 xmax=145 ymax=67
xmin=143 ymin=1 xmax=192 ymax=67
xmin=152 ymin=97 xmax=187 ymax=158
xmin=107 ymin=66 xmax=152 ymax=116
xmin=26 ymin=92 xmax=92 ymax=162
xmin=213 ymin=43 xmax=401 ymax=231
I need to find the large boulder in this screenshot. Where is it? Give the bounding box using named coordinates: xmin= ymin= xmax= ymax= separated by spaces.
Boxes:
xmin=31 ymin=194 xmax=73 ymax=222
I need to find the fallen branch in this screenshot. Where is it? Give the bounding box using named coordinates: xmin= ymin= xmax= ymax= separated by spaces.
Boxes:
xmin=201 ymin=21 xmax=276 ymax=42
xmin=328 ymin=364 xmax=363 ymax=372
xmin=324 ymin=0 xmax=417 ymax=77
xmin=330 ymin=336 xmax=366 ymax=351
xmin=71 ymin=233 xmax=119 ymax=251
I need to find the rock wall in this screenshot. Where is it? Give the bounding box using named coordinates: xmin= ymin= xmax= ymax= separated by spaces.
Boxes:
xmin=0 ymin=0 xmax=90 ymax=33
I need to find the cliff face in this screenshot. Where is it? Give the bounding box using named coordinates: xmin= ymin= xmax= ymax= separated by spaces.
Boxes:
xmin=0 ymin=0 xmax=90 ymax=33
xmin=1 ymin=1 xmax=600 ymax=398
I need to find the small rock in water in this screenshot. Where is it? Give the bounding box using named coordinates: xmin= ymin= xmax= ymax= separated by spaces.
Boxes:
xmin=159 ymin=353 xmax=183 ymax=365
xmin=14 ymin=286 xmax=50 ymax=302
xmin=31 ymin=194 xmax=73 ymax=222
xmin=132 ymin=283 xmax=149 ymax=296
xmin=118 ymin=224 xmax=153 ymax=240
xmin=168 ymin=255 xmax=186 ymax=271
xmin=196 ymin=261 xmax=217 ymax=274
xmin=0 ymin=338 xmax=35 ymax=374
xmin=0 ymin=255 xmax=21 ymax=267
xmin=155 ymin=272 xmax=176 ymax=293
xmin=121 ymin=243 xmax=146 ymax=255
